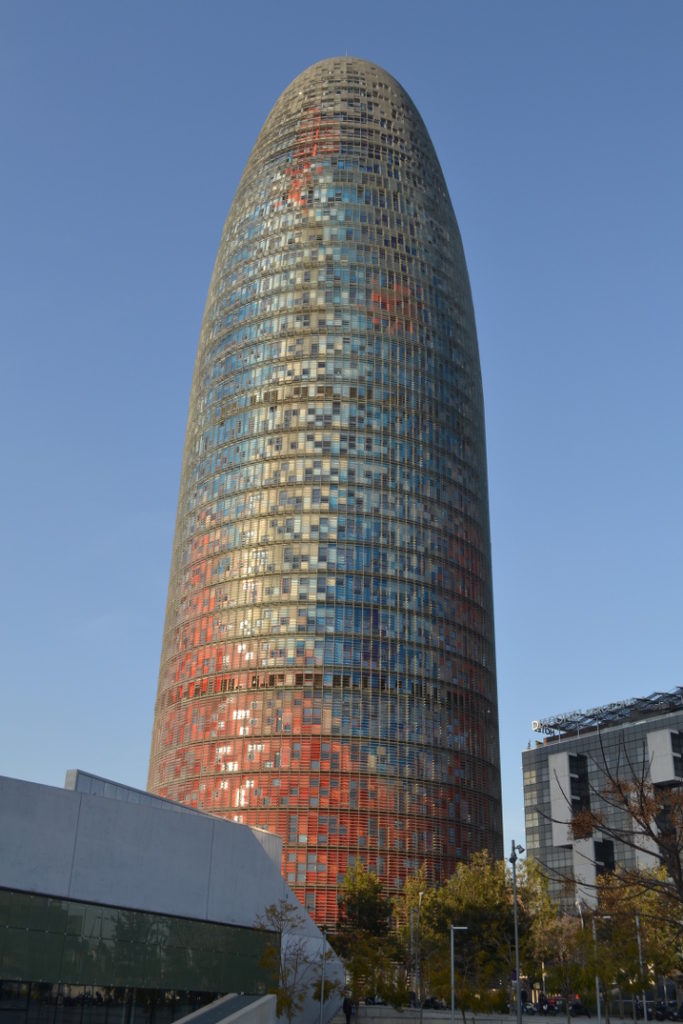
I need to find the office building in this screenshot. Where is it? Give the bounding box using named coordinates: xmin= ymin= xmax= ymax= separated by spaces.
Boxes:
xmin=148 ymin=57 xmax=503 ymax=924
xmin=523 ymin=686 xmax=683 ymax=908
xmin=0 ymin=771 xmax=341 ymax=1024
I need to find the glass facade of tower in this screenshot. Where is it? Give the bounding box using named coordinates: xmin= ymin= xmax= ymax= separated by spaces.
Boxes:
xmin=148 ymin=58 xmax=502 ymax=925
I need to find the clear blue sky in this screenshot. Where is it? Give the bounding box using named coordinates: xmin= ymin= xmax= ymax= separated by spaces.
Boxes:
xmin=1 ymin=1 xmax=682 ymax=857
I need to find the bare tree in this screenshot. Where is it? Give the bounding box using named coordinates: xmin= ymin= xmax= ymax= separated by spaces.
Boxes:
xmin=256 ymin=899 xmax=317 ymax=1024
xmin=540 ymin=730 xmax=683 ymax=924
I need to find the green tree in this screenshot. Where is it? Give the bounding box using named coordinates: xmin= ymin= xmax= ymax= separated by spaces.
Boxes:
xmin=597 ymin=870 xmax=682 ymax=1013
xmin=393 ymin=855 xmax=568 ymax=1018
xmin=337 ymin=859 xmax=392 ymax=938
xmin=333 ymin=861 xmax=400 ymax=1005
xmin=310 ymin=955 xmax=344 ymax=1006
xmin=520 ymin=857 xmax=566 ymax=999
xmin=540 ymin=913 xmax=587 ymax=1024
xmin=438 ymin=854 xmax=514 ymax=1001
xmin=396 ymin=855 xmax=521 ymax=1019
xmin=391 ymin=867 xmax=429 ymax=1005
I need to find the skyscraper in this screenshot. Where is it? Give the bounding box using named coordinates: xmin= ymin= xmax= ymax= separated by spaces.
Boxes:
xmin=148 ymin=57 xmax=502 ymax=924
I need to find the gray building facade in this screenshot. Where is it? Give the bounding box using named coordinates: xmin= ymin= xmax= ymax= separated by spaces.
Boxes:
xmin=0 ymin=771 xmax=342 ymax=1024
xmin=523 ymin=688 xmax=683 ymax=908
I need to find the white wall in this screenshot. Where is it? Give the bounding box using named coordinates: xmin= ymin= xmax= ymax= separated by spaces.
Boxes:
xmin=647 ymin=729 xmax=675 ymax=785
xmin=0 ymin=774 xmax=288 ymax=928
xmin=548 ymin=752 xmax=572 ymax=847
xmin=572 ymin=837 xmax=597 ymax=908
xmin=0 ymin=773 xmax=344 ymax=1024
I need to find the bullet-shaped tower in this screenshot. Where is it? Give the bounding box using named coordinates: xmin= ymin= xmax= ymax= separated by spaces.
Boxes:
xmin=149 ymin=57 xmax=502 ymax=925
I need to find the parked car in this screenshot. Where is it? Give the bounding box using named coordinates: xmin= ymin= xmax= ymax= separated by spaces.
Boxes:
xmin=655 ymin=1002 xmax=681 ymax=1021
xmin=422 ymin=997 xmax=446 ymax=1010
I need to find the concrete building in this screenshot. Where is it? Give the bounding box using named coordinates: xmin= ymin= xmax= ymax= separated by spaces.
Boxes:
xmin=0 ymin=771 xmax=342 ymax=1024
xmin=523 ymin=687 xmax=683 ymax=907
xmin=148 ymin=56 xmax=502 ymax=925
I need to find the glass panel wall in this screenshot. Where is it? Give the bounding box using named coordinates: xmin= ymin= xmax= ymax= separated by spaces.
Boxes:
xmin=148 ymin=57 xmax=503 ymax=925
xmin=0 ymin=889 xmax=275 ymax=1024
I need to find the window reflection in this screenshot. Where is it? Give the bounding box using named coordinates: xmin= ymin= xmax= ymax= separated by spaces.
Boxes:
xmin=0 ymin=889 xmax=273 ymax=1022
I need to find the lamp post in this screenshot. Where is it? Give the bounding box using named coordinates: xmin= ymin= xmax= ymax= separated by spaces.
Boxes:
xmin=319 ymin=927 xmax=327 ymax=1024
xmin=577 ymin=901 xmax=611 ymax=1024
xmin=635 ymin=913 xmax=647 ymax=1020
xmin=450 ymin=925 xmax=468 ymax=1024
xmin=591 ymin=916 xmax=606 ymax=1024
xmin=410 ymin=908 xmax=415 ymax=996
xmin=509 ymin=841 xmax=525 ymax=1024
xmin=418 ymin=891 xmax=425 ymax=1024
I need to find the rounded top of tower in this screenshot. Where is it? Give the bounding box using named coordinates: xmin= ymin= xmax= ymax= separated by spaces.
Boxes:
xmin=239 ymin=55 xmax=449 ymax=225
xmin=286 ymin=55 xmax=409 ymax=93
xmin=270 ymin=55 xmax=422 ymax=131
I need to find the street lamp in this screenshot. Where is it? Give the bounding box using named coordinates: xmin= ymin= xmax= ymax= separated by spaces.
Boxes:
xmin=591 ymin=914 xmax=610 ymax=1024
xmin=577 ymin=899 xmax=611 ymax=1024
xmin=509 ymin=841 xmax=525 ymax=1024
xmin=635 ymin=913 xmax=647 ymax=1019
xmin=319 ymin=927 xmax=327 ymax=1024
xmin=450 ymin=924 xmax=468 ymax=1024
xmin=418 ymin=891 xmax=425 ymax=1024
xmin=410 ymin=907 xmax=415 ymax=995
